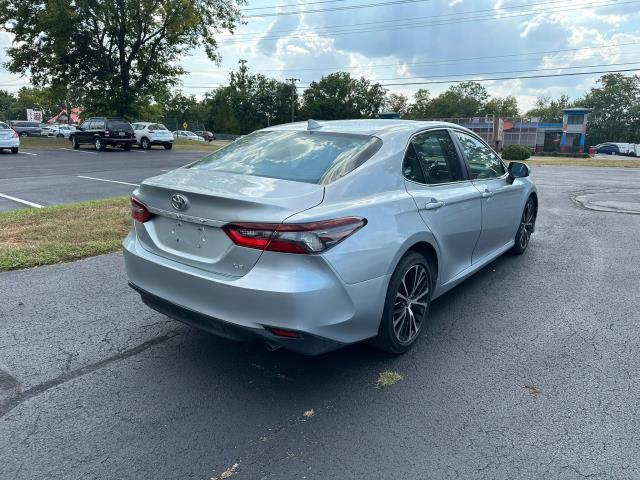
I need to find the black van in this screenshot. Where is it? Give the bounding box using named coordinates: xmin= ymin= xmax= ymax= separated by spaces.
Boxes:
xmin=70 ymin=117 xmax=135 ymax=151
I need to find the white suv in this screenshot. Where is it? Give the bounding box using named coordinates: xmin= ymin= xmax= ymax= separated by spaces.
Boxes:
xmin=131 ymin=122 xmax=174 ymax=150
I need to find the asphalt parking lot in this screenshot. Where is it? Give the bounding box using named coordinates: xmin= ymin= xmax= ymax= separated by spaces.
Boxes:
xmin=0 ymin=147 xmax=209 ymax=211
xmin=1 ymin=164 xmax=640 ymax=479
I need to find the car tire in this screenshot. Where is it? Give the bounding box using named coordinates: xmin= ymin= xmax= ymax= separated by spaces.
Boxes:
xmin=141 ymin=137 xmax=151 ymax=150
xmin=164 ymin=143 xmax=173 ymax=150
xmin=20 ymin=132 xmax=28 ymax=138
xmin=511 ymin=196 xmax=536 ymax=255
xmin=56 ymin=133 xmax=64 ymax=138
xmin=122 ymin=143 xmax=131 ymax=151
xmin=11 ymin=147 xmax=18 ymax=154
xmin=95 ymin=138 xmax=106 ymax=151
xmin=71 ymin=135 xmax=80 ymax=149
xmin=370 ymin=251 xmax=432 ymax=354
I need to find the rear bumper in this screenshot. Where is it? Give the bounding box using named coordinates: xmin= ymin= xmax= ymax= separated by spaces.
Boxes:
xmin=129 ymin=282 xmax=344 ymax=355
xmin=0 ymin=139 xmax=19 ymax=148
xmin=122 ymin=231 xmax=389 ymax=354
xmin=150 ymin=137 xmax=173 ymax=144
xmin=104 ymin=138 xmax=135 ymax=145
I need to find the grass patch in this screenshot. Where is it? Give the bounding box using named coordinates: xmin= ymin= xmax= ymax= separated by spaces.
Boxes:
xmin=0 ymin=196 xmax=130 ymax=271
xmin=19 ymin=136 xmax=228 ymax=152
xmin=520 ymin=156 xmax=640 ymax=168
xmin=376 ymin=370 xmax=403 ymax=388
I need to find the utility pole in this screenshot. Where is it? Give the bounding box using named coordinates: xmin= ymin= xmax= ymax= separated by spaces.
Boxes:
xmin=285 ymin=78 xmax=300 ymax=123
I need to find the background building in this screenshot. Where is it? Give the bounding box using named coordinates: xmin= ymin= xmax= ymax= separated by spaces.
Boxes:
xmin=425 ymin=107 xmax=592 ymax=153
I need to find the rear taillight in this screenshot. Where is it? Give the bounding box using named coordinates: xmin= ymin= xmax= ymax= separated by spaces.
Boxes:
xmin=223 ymin=217 xmax=366 ymax=254
xmin=12 ymin=130 xmax=18 ymax=138
xmin=104 ymin=130 xmax=110 ymax=136
xmin=129 ymin=196 xmax=153 ymax=223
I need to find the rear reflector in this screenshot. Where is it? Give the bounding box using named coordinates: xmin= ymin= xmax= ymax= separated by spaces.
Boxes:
xmin=223 ymin=217 xmax=366 ymax=254
xmin=130 ymin=196 xmax=154 ymax=223
xmin=270 ymin=328 xmax=302 ymax=339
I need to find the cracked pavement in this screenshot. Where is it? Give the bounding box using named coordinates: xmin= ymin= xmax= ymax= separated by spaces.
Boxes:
xmin=1 ymin=165 xmax=639 ymax=479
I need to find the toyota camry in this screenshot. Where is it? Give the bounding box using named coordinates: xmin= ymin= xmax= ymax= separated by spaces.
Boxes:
xmin=123 ymin=119 xmax=537 ymax=355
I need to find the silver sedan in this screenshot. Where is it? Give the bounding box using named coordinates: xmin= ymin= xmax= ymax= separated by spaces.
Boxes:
xmin=123 ymin=120 xmax=537 ymax=355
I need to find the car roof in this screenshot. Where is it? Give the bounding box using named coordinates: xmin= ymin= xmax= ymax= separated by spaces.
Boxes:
xmin=262 ymin=119 xmax=470 ymax=137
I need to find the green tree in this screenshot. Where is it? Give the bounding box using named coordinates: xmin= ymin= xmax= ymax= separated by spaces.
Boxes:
xmin=405 ymin=89 xmax=431 ymax=119
xmin=0 ymin=0 xmax=244 ymax=117
xmin=525 ymin=94 xmax=572 ymax=122
xmin=427 ymin=81 xmax=489 ymax=118
xmin=301 ymin=72 xmax=387 ymax=120
xmin=205 ymin=62 xmax=296 ymax=134
xmin=384 ymin=93 xmax=409 ymax=117
xmin=578 ymin=73 xmax=640 ymax=145
xmin=483 ymin=96 xmax=519 ymax=117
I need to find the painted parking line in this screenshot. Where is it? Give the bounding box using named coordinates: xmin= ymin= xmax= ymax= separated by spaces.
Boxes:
xmin=59 ymin=147 xmax=97 ymax=155
xmin=0 ymin=192 xmax=44 ymax=208
xmin=76 ymin=175 xmax=140 ymax=187
xmin=19 ymin=151 xmax=38 ymax=156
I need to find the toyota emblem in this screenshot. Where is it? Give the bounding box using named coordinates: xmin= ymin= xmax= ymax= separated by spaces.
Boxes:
xmin=171 ymin=193 xmax=189 ymax=211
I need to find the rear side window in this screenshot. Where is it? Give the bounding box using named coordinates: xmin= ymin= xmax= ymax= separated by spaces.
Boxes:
xmin=107 ymin=120 xmax=131 ymax=130
xmin=189 ymin=130 xmax=381 ymax=184
xmin=403 ymin=130 xmax=464 ymax=185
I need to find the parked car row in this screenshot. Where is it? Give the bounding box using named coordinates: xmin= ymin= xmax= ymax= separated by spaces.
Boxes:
xmin=594 ymin=142 xmax=640 ymax=156
xmin=4 ymin=116 xmax=217 ymax=151
xmin=68 ymin=117 xmax=213 ymax=151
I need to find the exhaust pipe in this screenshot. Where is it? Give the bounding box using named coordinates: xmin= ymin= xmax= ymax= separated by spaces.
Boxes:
xmin=264 ymin=342 xmax=281 ymax=352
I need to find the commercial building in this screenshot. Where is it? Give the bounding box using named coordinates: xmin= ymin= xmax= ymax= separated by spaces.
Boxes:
xmin=425 ymin=107 xmax=592 ymax=153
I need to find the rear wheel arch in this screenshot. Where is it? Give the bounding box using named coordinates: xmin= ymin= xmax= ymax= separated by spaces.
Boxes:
xmin=388 ymin=237 xmax=440 ymax=291
xmin=406 ymin=242 xmax=439 ymax=291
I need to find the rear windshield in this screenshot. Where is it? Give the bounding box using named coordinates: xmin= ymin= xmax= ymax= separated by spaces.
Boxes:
xmin=150 ymin=124 xmax=168 ymax=130
xmin=189 ymin=130 xmax=381 ymax=184
xmin=0 ymin=122 xmax=9 ymax=129
xmin=108 ymin=120 xmax=132 ymax=130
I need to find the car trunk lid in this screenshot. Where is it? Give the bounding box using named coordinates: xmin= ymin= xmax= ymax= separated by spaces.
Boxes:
xmin=133 ymin=168 xmax=325 ymax=277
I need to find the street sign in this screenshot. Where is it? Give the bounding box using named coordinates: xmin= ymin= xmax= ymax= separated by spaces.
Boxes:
xmin=182 ymin=121 xmax=188 ymax=129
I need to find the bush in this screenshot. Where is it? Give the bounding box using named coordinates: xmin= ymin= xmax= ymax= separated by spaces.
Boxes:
xmin=501 ymin=144 xmax=532 ymax=161
xmin=533 ymin=152 xmax=591 ymax=158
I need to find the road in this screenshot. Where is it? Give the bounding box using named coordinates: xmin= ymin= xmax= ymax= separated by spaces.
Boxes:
xmin=0 ymin=147 xmax=208 ymax=211
xmin=1 ymin=166 xmax=639 ymax=479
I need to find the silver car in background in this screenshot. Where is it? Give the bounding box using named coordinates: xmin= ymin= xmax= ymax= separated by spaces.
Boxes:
xmin=123 ymin=120 xmax=537 ymax=355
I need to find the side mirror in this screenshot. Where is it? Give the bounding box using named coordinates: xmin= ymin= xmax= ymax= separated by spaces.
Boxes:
xmin=76 ymin=126 xmax=84 ymax=131
xmin=508 ymin=161 xmax=530 ymax=179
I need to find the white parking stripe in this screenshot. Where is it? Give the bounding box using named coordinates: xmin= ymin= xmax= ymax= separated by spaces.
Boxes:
xmin=59 ymin=147 xmax=97 ymax=155
xmin=20 ymin=151 xmax=38 ymax=156
xmin=0 ymin=192 xmax=44 ymax=208
xmin=76 ymin=175 xmax=140 ymax=187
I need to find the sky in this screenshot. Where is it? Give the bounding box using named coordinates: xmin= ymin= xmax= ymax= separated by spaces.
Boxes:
xmin=2 ymin=0 xmax=640 ymax=113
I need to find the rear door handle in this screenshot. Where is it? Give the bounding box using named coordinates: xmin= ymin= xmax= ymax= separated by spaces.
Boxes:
xmin=423 ymin=200 xmax=445 ymax=210
xmin=481 ymin=189 xmax=493 ymax=198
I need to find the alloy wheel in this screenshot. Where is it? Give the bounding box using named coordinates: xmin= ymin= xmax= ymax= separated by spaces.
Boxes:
xmin=519 ymin=199 xmax=535 ymax=250
xmin=392 ymin=264 xmax=429 ymax=344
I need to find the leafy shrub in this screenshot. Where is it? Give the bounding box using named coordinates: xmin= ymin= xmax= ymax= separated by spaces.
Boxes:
xmin=501 ymin=144 xmax=532 ymax=161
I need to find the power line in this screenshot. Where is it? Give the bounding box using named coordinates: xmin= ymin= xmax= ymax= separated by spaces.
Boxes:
xmin=233 ymin=0 xmax=636 ymax=41
xmin=354 ymin=60 xmax=640 ymax=84
xmin=185 ymin=41 xmax=640 ymax=75
xmin=232 ymin=0 xmax=578 ymax=38
xmin=178 ymin=65 xmax=640 ymax=90
xmin=370 ymin=67 xmax=640 ymax=87
xmin=243 ymin=0 xmax=431 ymax=18
xmin=242 ymin=0 xmax=349 ymax=12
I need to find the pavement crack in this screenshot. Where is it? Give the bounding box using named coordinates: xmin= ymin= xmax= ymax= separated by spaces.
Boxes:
xmin=0 ymin=329 xmax=182 ymax=418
